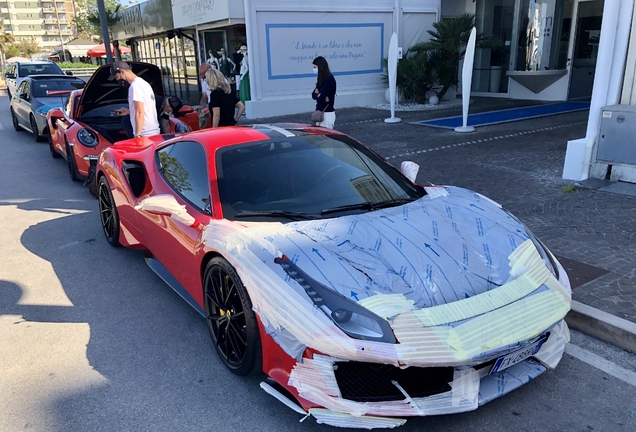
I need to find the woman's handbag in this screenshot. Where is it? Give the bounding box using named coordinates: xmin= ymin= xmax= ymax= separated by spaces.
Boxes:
xmin=311 ymin=105 xmax=328 ymax=123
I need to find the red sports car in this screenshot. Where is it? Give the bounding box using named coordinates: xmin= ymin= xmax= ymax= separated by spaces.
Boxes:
xmin=47 ymin=61 xmax=204 ymax=182
xmin=95 ymin=124 xmax=571 ymax=428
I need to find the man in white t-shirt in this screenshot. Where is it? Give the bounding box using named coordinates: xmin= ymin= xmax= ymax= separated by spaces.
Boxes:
xmin=108 ymin=61 xmax=160 ymax=137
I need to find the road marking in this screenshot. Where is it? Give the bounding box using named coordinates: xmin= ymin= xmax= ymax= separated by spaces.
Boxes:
xmin=565 ymin=344 xmax=636 ymax=387
xmin=385 ymin=121 xmax=587 ymax=160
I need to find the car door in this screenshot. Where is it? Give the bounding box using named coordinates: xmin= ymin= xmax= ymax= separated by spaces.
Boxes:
xmin=13 ymin=80 xmax=31 ymax=127
xmin=137 ymin=140 xmax=213 ymax=303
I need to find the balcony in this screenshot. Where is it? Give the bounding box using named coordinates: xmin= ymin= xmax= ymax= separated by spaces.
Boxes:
xmin=58 ymin=19 xmax=68 ymax=24
xmin=42 ymin=7 xmax=54 ymax=12
xmin=46 ymin=28 xmax=60 ymax=35
xmin=61 ymin=29 xmax=72 ymax=35
xmin=44 ymin=18 xmax=57 ymax=24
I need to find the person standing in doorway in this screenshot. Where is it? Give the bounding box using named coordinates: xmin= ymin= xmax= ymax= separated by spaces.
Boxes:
xmin=198 ymin=63 xmax=212 ymax=129
xmin=109 ymin=61 xmax=160 ymax=137
xmin=311 ymin=56 xmax=336 ymax=129
xmin=205 ymin=68 xmax=244 ymax=127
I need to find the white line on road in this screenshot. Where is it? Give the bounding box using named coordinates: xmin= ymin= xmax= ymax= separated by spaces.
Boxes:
xmin=565 ymin=344 xmax=636 ymax=387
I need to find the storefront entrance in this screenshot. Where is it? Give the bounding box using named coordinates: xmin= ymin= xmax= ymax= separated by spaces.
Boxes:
xmin=473 ymin=0 xmax=603 ymax=100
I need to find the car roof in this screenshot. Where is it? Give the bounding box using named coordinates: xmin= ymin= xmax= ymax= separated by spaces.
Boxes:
xmin=112 ymin=124 xmax=343 ymax=155
xmin=16 ymin=61 xmax=58 ymax=65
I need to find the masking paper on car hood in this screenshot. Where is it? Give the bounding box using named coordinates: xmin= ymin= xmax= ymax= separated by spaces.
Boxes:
xmin=201 ymin=186 xmax=570 ymax=366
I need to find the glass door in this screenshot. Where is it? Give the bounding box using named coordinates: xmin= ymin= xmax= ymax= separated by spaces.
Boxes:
xmin=567 ymin=0 xmax=604 ymax=100
xmin=473 ymin=0 xmax=516 ymax=93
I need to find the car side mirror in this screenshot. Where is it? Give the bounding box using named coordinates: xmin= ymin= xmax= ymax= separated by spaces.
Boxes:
xmin=19 ymin=92 xmax=28 ymax=100
xmin=66 ymin=71 xmax=73 ymax=76
xmin=135 ymin=194 xmax=203 ymax=228
xmin=6 ymin=73 xmax=15 ymax=79
xmin=400 ymin=161 xmax=419 ymax=183
xmin=179 ymin=105 xmax=194 ymax=115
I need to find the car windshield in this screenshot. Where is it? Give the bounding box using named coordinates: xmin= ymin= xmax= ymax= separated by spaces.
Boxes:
xmin=217 ymin=134 xmax=422 ymax=221
xmin=19 ymin=63 xmax=63 ymax=76
xmin=32 ymin=79 xmax=83 ymax=98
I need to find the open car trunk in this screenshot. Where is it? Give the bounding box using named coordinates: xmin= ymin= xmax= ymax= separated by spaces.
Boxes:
xmin=77 ymin=62 xmax=164 ymax=119
xmin=82 ymin=115 xmax=132 ymax=144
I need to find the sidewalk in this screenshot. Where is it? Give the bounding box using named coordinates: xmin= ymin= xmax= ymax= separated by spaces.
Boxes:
xmin=251 ymin=96 xmax=636 ymax=353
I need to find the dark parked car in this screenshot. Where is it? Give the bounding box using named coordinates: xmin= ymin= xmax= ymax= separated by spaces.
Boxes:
xmin=10 ymin=75 xmax=85 ymax=142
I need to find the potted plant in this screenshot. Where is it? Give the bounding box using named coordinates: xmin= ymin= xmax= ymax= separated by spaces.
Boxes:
xmin=410 ymin=13 xmax=498 ymax=100
xmin=381 ymin=48 xmax=434 ymax=104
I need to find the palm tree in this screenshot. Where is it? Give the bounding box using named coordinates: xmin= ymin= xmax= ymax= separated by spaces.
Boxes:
xmin=87 ymin=4 xmax=121 ymax=43
xmin=410 ymin=13 xmax=498 ymax=100
xmin=0 ymin=32 xmax=16 ymax=74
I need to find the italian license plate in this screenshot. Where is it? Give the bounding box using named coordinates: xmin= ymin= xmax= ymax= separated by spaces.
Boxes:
xmin=490 ymin=335 xmax=548 ymax=375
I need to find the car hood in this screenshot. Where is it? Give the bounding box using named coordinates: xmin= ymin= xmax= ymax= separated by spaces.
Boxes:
xmin=78 ymin=62 xmax=164 ymax=118
xmin=270 ymin=186 xmax=530 ymax=309
xmin=35 ymin=101 xmax=66 ymax=114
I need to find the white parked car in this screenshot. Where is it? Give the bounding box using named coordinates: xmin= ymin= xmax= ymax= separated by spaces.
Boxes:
xmin=4 ymin=61 xmax=69 ymax=99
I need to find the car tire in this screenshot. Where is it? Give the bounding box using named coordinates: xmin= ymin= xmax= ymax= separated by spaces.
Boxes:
xmin=49 ymin=136 xmax=61 ymax=158
xmin=204 ymin=257 xmax=262 ymax=376
xmin=30 ymin=114 xmax=45 ymax=142
xmin=97 ymin=176 xmax=120 ymax=247
xmin=11 ymin=108 xmax=21 ymax=132
xmin=66 ymin=144 xmax=79 ymax=182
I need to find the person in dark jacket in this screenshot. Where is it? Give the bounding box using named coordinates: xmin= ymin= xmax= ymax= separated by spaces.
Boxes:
xmin=311 ymin=56 xmax=336 ymax=129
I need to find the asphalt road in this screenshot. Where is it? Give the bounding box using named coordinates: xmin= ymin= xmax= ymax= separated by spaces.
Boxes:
xmin=1 ymin=94 xmax=635 ymax=432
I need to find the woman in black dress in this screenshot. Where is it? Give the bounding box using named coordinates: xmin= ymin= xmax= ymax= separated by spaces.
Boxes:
xmin=205 ymin=68 xmax=245 ymax=127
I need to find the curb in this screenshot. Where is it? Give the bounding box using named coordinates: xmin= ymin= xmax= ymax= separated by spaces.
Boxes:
xmin=566 ymin=300 xmax=636 ymax=353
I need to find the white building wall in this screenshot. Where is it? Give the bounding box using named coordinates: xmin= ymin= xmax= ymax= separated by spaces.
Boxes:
xmin=243 ymin=0 xmax=440 ymax=118
xmin=620 ymin=4 xmax=636 ymax=105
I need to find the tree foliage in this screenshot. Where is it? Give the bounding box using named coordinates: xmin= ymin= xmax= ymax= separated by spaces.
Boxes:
xmin=16 ymin=38 xmax=40 ymax=56
xmin=0 ymin=32 xmax=17 ymax=59
xmin=73 ymin=0 xmax=121 ymax=41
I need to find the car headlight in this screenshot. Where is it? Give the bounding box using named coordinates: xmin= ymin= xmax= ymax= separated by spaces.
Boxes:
xmin=275 ymin=255 xmax=396 ymax=343
xmin=505 ymin=210 xmax=558 ymax=279
xmin=77 ymin=128 xmax=98 ymax=147
xmin=174 ymin=122 xmax=191 ymax=133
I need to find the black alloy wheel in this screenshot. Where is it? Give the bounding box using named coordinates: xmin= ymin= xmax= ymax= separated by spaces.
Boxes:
xmin=97 ymin=176 xmax=120 ymax=247
xmin=67 ymin=144 xmax=79 ymax=181
xmin=11 ymin=108 xmax=21 ymax=132
xmin=30 ymin=114 xmax=45 ymax=142
xmin=204 ymin=257 xmax=261 ymax=376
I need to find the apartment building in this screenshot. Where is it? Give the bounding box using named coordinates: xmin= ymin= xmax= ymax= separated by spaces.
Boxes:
xmin=1 ymin=0 xmax=76 ymax=52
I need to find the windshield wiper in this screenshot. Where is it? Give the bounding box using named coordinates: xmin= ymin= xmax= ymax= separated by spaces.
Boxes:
xmin=232 ymin=210 xmax=318 ymax=220
xmin=321 ymin=202 xmax=373 ymax=215
xmin=371 ymin=197 xmax=418 ymax=209
xmin=322 ymin=198 xmax=417 ymax=216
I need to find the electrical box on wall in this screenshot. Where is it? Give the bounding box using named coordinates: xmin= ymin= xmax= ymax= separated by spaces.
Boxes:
xmin=596 ymin=105 xmax=636 ymax=165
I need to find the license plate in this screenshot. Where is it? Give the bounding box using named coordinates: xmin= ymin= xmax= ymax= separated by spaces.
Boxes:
xmin=490 ymin=335 xmax=548 ymax=375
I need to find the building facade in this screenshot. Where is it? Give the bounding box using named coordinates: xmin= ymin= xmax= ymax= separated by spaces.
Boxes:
xmin=112 ymin=0 xmax=442 ymax=117
xmin=0 ymin=0 xmax=76 ymax=52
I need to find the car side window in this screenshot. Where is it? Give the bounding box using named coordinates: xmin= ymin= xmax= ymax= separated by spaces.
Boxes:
xmin=156 ymin=141 xmax=211 ymax=214
xmin=17 ymin=80 xmax=29 ymax=98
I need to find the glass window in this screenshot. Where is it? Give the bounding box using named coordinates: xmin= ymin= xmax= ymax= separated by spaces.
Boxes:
xmin=31 ymin=79 xmax=83 ymax=98
xmin=216 ymin=135 xmax=421 ymax=220
xmin=157 ymin=141 xmax=210 ymax=213
xmin=18 ymin=63 xmax=64 ymax=76
xmin=17 ymin=80 xmax=28 ymax=94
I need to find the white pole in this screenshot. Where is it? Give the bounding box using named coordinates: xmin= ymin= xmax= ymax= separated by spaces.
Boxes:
xmin=455 ymin=27 xmax=477 ymax=133
xmin=385 ymin=32 xmax=401 ymax=124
